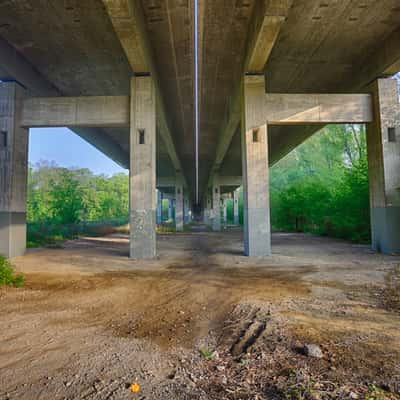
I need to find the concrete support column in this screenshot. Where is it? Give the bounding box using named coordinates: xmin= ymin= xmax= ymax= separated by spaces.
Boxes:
xmin=175 ymin=175 xmax=184 ymax=231
xmin=233 ymin=188 xmax=239 ymax=225
xmin=242 ymin=76 xmax=271 ymax=256
xmin=367 ymin=78 xmax=400 ymax=254
xmin=130 ymin=76 xmax=156 ymax=259
xmin=167 ymin=198 xmax=173 ymax=221
xmin=212 ymin=181 xmax=221 ymax=231
xmin=184 ymin=193 xmax=190 ymax=223
xmin=0 ymin=82 xmax=28 ymax=258
xmin=203 ymin=193 xmax=211 ymax=225
xmin=156 ymin=190 xmax=163 ymax=224
xmin=222 ymin=198 xmax=227 ymax=225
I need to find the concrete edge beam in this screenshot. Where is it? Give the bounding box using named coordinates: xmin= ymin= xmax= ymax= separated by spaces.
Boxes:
xmin=21 ymin=96 xmax=130 ymax=128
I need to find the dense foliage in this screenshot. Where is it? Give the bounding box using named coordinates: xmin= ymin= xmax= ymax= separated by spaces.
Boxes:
xmin=270 ymin=124 xmax=370 ymax=242
xmin=0 ymin=256 xmax=24 ymax=287
xmin=27 ymin=161 xmax=129 ymax=246
xmin=27 ymin=123 xmax=371 ymax=244
xmin=28 ymin=161 xmax=129 ymax=224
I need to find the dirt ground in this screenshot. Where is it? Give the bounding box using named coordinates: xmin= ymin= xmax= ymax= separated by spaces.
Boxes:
xmin=1 ymin=229 xmax=400 ymax=399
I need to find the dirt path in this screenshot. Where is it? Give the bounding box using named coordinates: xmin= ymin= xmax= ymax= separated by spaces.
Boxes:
xmin=1 ymin=231 xmax=400 ymax=399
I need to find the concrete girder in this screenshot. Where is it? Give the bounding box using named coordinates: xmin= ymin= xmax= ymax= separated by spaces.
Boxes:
xmin=21 ymin=96 xmax=130 ymax=128
xmin=102 ymin=0 xmax=187 ymax=190
xmin=246 ymin=91 xmax=373 ymax=129
xmin=205 ymin=0 xmax=291 ymax=195
xmin=0 ymin=35 xmax=129 ymax=168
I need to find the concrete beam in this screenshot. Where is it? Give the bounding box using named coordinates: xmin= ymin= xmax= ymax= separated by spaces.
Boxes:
xmin=206 ymin=0 xmax=290 ymax=192
xmin=0 ymin=35 xmax=128 ymax=168
xmin=217 ymin=176 xmax=242 ymax=187
xmin=0 ymin=36 xmax=58 ymax=96
xmin=245 ymin=89 xmax=373 ymax=130
xmin=156 ymin=176 xmax=176 ymax=188
xmin=246 ymin=0 xmax=292 ymax=74
xmin=351 ymin=26 xmax=400 ymax=87
xmin=103 ymin=0 xmax=186 ymax=185
xmin=21 ymin=96 xmax=130 ymax=128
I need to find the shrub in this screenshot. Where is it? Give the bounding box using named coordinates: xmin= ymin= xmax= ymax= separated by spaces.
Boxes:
xmin=0 ymin=256 xmax=25 ymax=287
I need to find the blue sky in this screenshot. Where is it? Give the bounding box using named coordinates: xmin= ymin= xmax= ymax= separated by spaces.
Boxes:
xmin=29 ymin=128 xmax=127 ymax=175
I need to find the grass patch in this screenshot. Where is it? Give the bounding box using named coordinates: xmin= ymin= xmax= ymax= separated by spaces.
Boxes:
xmin=0 ymin=256 xmax=24 ymax=287
xmin=199 ymin=347 xmax=214 ymax=360
xmin=156 ymin=223 xmax=176 ymax=233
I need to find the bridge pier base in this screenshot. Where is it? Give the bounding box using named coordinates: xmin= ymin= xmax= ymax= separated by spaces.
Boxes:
xmin=242 ymin=76 xmax=271 ymax=256
xmin=0 ymin=82 xmax=28 ymax=259
xmin=129 ymin=76 xmax=157 ymax=259
xmin=367 ymin=78 xmax=400 ymax=254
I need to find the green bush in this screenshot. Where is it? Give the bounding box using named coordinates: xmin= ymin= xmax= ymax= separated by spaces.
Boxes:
xmin=0 ymin=256 xmax=25 ymax=287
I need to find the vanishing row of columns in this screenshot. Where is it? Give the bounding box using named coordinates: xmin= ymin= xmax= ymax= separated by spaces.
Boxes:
xmin=1 ymin=75 xmax=399 ymax=258
xmin=156 ymin=189 xmax=192 ymax=226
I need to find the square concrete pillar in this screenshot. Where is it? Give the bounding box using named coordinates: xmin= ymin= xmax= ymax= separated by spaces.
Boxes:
xmin=167 ymin=198 xmax=173 ymax=221
xmin=233 ymin=188 xmax=239 ymax=225
xmin=203 ymin=193 xmax=211 ymax=225
xmin=0 ymin=82 xmax=28 ymax=258
xmin=156 ymin=190 xmax=163 ymax=224
xmin=222 ymin=198 xmax=227 ymax=225
xmin=212 ymin=182 xmax=221 ymax=231
xmin=130 ymin=76 xmax=156 ymax=259
xmin=175 ymin=175 xmax=184 ymax=231
xmin=367 ymin=78 xmax=400 ymax=254
xmin=241 ymin=76 xmax=271 ymax=256
xmin=184 ymin=192 xmax=190 ymax=223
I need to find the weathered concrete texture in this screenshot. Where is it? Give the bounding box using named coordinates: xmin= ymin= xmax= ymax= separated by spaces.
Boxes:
xmin=367 ymin=78 xmax=400 ymax=254
xmin=175 ymin=178 xmax=184 ymax=232
xmin=130 ymin=76 xmax=156 ymax=259
xmin=370 ymin=207 xmax=400 ymax=254
xmin=242 ymin=76 xmax=271 ymax=257
xmin=212 ymin=182 xmax=221 ymax=232
xmin=203 ymin=192 xmax=212 ymax=225
xmin=21 ymin=96 xmax=130 ymax=128
xmin=0 ymin=82 xmax=28 ymax=258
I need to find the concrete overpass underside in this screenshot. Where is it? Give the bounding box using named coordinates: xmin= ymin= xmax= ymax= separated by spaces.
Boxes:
xmin=0 ymin=0 xmax=399 ymax=258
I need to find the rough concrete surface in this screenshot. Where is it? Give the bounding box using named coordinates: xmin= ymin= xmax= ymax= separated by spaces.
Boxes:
xmin=1 ymin=230 xmax=400 ymax=399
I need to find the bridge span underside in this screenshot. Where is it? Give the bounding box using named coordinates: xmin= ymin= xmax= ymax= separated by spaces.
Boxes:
xmin=0 ymin=0 xmax=399 ymax=258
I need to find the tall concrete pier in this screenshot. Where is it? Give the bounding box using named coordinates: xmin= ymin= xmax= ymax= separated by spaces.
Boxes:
xmin=0 ymin=0 xmax=399 ymax=258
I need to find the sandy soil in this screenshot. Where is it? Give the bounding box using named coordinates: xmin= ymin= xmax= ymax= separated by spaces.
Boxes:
xmin=1 ymin=230 xmax=399 ymax=399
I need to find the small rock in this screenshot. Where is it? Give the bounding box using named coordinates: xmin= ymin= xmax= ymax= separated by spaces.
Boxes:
xmin=303 ymin=344 xmax=323 ymax=358
xmin=349 ymin=392 xmax=359 ymax=399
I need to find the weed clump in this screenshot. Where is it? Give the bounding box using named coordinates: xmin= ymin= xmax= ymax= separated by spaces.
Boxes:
xmin=0 ymin=255 xmax=24 ymax=287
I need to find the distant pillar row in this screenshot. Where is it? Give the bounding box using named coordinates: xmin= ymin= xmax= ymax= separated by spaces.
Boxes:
xmin=0 ymin=82 xmax=28 ymax=258
xmin=367 ymin=78 xmax=400 ymax=254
